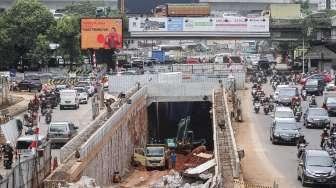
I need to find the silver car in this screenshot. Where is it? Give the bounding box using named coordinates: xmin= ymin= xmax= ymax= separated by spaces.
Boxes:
xmin=47 ymin=122 xmax=78 ymax=145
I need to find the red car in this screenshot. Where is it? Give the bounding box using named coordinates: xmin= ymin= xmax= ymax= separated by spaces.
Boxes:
xmin=299 ymin=73 xmax=332 ymax=85
xmin=186 ymin=58 xmax=200 ymax=64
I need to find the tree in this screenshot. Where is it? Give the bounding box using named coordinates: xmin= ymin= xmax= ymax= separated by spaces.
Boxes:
xmin=28 ymin=34 xmax=50 ymax=67
xmin=61 ymin=1 xmax=96 ymax=17
xmin=1 ymin=0 xmax=54 ymax=66
xmin=54 ymin=16 xmax=81 ymax=65
xmin=300 ymin=0 xmax=312 ymax=16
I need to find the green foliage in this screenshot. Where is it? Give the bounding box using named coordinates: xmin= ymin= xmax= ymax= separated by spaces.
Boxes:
xmin=61 ymin=1 xmax=96 ymax=17
xmin=54 ymin=16 xmax=81 ymax=64
xmin=0 ymin=0 xmax=54 ymax=66
xmin=28 ymin=34 xmax=50 ymax=65
xmin=300 ymin=0 xmax=311 ymax=16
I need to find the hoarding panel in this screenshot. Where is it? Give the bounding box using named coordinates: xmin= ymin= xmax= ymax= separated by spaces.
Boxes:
xmin=167 ymin=17 xmax=183 ymax=31
xmin=183 ymin=17 xmax=215 ymax=31
xmin=81 ymin=18 xmax=123 ymax=49
xmin=129 ymin=17 xmax=167 ymax=32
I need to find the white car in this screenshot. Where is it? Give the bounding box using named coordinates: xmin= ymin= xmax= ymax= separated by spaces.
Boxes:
xmin=76 ymin=81 xmax=95 ymax=97
xmin=273 ymin=106 xmax=295 ymax=123
xmin=74 ymin=87 xmax=88 ymax=104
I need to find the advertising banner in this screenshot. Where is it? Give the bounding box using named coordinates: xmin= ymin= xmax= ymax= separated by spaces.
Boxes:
xmin=246 ymin=17 xmax=269 ymax=32
xmin=129 ymin=17 xmax=167 ymax=32
xmin=128 ymin=16 xmax=269 ymax=33
xmin=215 ymin=17 xmax=247 ymax=32
xmin=183 ymin=17 xmax=215 ymax=31
xmin=167 ymin=17 xmax=183 ymax=31
xmin=81 ymin=18 xmax=123 ymax=49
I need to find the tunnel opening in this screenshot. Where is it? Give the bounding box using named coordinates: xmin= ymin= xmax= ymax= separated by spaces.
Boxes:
xmin=147 ymin=101 xmax=213 ymax=151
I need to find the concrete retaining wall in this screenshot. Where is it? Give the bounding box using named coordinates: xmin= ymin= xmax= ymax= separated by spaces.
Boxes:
xmin=80 ymin=87 xmax=148 ymax=185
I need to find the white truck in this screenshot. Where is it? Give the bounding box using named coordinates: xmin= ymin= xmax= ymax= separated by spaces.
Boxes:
xmin=60 ymin=89 xmax=79 ymax=110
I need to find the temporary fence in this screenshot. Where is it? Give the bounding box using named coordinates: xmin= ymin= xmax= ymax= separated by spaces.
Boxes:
xmin=0 ymin=76 xmax=9 ymax=107
xmin=0 ymin=142 xmax=51 ymax=188
xmin=108 ymin=71 xmax=245 ymax=94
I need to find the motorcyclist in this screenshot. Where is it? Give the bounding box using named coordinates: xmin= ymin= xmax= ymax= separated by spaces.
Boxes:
xmin=321 ymin=128 xmax=330 ymax=148
xmin=291 ymin=96 xmax=300 ymax=109
xmin=310 ymin=95 xmax=317 ymax=107
xmin=2 ymin=141 xmax=13 ymax=167
xmin=331 ymin=123 xmax=336 ymax=135
xmin=297 ymin=135 xmax=307 ymax=148
xmin=293 ymin=102 xmax=302 ymax=114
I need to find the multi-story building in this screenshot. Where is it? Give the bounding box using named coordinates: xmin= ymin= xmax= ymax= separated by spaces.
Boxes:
xmin=200 ymin=0 xmax=318 ymax=16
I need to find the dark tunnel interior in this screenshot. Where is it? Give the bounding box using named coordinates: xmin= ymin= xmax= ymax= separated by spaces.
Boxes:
xmin=147 ymin=101 xmax=213 ymax=150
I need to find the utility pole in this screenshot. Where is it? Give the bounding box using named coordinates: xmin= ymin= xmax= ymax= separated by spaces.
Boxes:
xmin=120 ymin=0 xmax=125 ymax=14
xmin=302 ymin=37 xmax=305 ymax=74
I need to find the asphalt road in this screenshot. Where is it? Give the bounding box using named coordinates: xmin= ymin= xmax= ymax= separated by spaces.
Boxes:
xmin=38 ymin=98 xmax=93 ymax=160
xmin=248 ymin=80 xmax=334 ymax=188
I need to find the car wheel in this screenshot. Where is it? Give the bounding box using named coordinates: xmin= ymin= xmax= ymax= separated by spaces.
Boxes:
xmin=301 ymin=175 xmax=307 ymax=187
xmin=272 ymin=138 xmax=276 ymax=145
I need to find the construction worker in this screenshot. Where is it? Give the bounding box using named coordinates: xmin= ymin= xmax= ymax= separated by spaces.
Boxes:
xmin=170 ymin=150 xmax=176 ymax=169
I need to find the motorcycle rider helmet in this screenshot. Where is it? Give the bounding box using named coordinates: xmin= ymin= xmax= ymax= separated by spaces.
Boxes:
xmin=324 ymin=128 xmax=328 ymax=133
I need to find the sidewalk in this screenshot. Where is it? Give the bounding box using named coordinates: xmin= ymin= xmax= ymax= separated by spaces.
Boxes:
xmin=4 ymin=92 xmax=34 ymax=117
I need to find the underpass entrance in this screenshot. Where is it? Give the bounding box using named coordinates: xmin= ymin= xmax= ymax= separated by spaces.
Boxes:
xmin=147 ymin=101 xmax=213 ymax=150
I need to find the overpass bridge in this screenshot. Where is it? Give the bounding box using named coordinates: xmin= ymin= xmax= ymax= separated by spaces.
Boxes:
xmin=128 ymin=16 xmax=270 ymax=39
xmin=44 ymin=64 xmax=244 ymax=187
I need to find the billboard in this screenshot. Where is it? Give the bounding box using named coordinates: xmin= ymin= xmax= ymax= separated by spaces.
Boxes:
xmin=167 ymin=17 xmax=183 ymax=31
xmin=81 ymin=18 xmax=123 ymax=49
xmin=183 ymin=17 xmax=215 ymax=31
xmin=129 ymin=17 xmax=167 ymax=32
xmin=128 ymin=16 xmax=269 ymax=33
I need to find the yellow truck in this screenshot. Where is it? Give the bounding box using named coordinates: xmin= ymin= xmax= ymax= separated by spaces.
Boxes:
xmin=133 ymin=144 xmax=168 ymax=170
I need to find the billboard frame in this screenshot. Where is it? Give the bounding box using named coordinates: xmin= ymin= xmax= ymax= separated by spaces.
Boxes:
xmin=80 ymin=17 xmax=123 ymax=50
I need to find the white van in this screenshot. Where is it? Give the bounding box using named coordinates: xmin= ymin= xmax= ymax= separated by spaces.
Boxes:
xmin=60 ymin=89 xmax=79 ymax=110
xmin=16 ymin=135 xmax=46 ymax=157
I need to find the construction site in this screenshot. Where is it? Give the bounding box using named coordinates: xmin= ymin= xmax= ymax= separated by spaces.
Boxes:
xmin=43 ymin=64 xmax=244 ymax=187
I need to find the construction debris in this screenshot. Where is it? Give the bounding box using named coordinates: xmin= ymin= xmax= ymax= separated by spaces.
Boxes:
xmin=150 ymin=170 xmax=211 ymax=188
xmin=184 ymin=159 xmax=216 ymax=176
xmin=195 ymin=153 xmax=213 ymax=159
xmin=67 ymin=176 xmax=101 ymax=188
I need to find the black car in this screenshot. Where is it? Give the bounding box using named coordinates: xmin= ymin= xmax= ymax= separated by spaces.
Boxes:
xmin=297 ymin=149 xmax=336 ymax=186
xmin=276 ymin=87 xmax=299 ymax=106
xmin=303 ymin=79 xmax=325 ymax=96
xmin=303 ymin=108 xmax=330 ymax=128
xmin=17 ymin=78 xmax=42 ymax=92
xmin=270 ymin=120 xmax=301 ymax=145
xmin=326 ymin=97 xmax=336 ymax=115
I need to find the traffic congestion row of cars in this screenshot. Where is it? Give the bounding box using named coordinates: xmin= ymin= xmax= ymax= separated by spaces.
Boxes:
xmin=252 ymin=69 xmax=336 ymax=186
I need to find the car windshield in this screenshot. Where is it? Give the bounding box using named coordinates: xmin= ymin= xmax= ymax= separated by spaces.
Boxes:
xmin=307 ymin=156 xmax=333 ymax=167
xmin=327 ymin=97 xmax=336 ymax=104
xmin=275 ymin=111 xmax=294 ymax=118
xmin=16 ymin=140 xmax=42 ymax=149
xmin=309 ymin=109 xmax=327 ymax=116
xmin=75 ymin=88 xmax=86 ymax=93
xmin=276 ymin=123 xmax=297 ymax=130
xmin=279 ymin=88 xmax=296 ymax=97
xmin=49 ymin=123 xmax=67 ymax=132
xmin=146 ymin=147 xmax=164 ymax=157
xmin=306 ymin=79 xmax=318 ymax=86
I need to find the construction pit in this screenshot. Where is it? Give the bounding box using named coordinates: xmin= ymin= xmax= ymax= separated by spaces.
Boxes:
xmin=121 ymin=101 xmax=215 ymax=187
xmin=45 ymin=66 xmax=243 ymax=187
